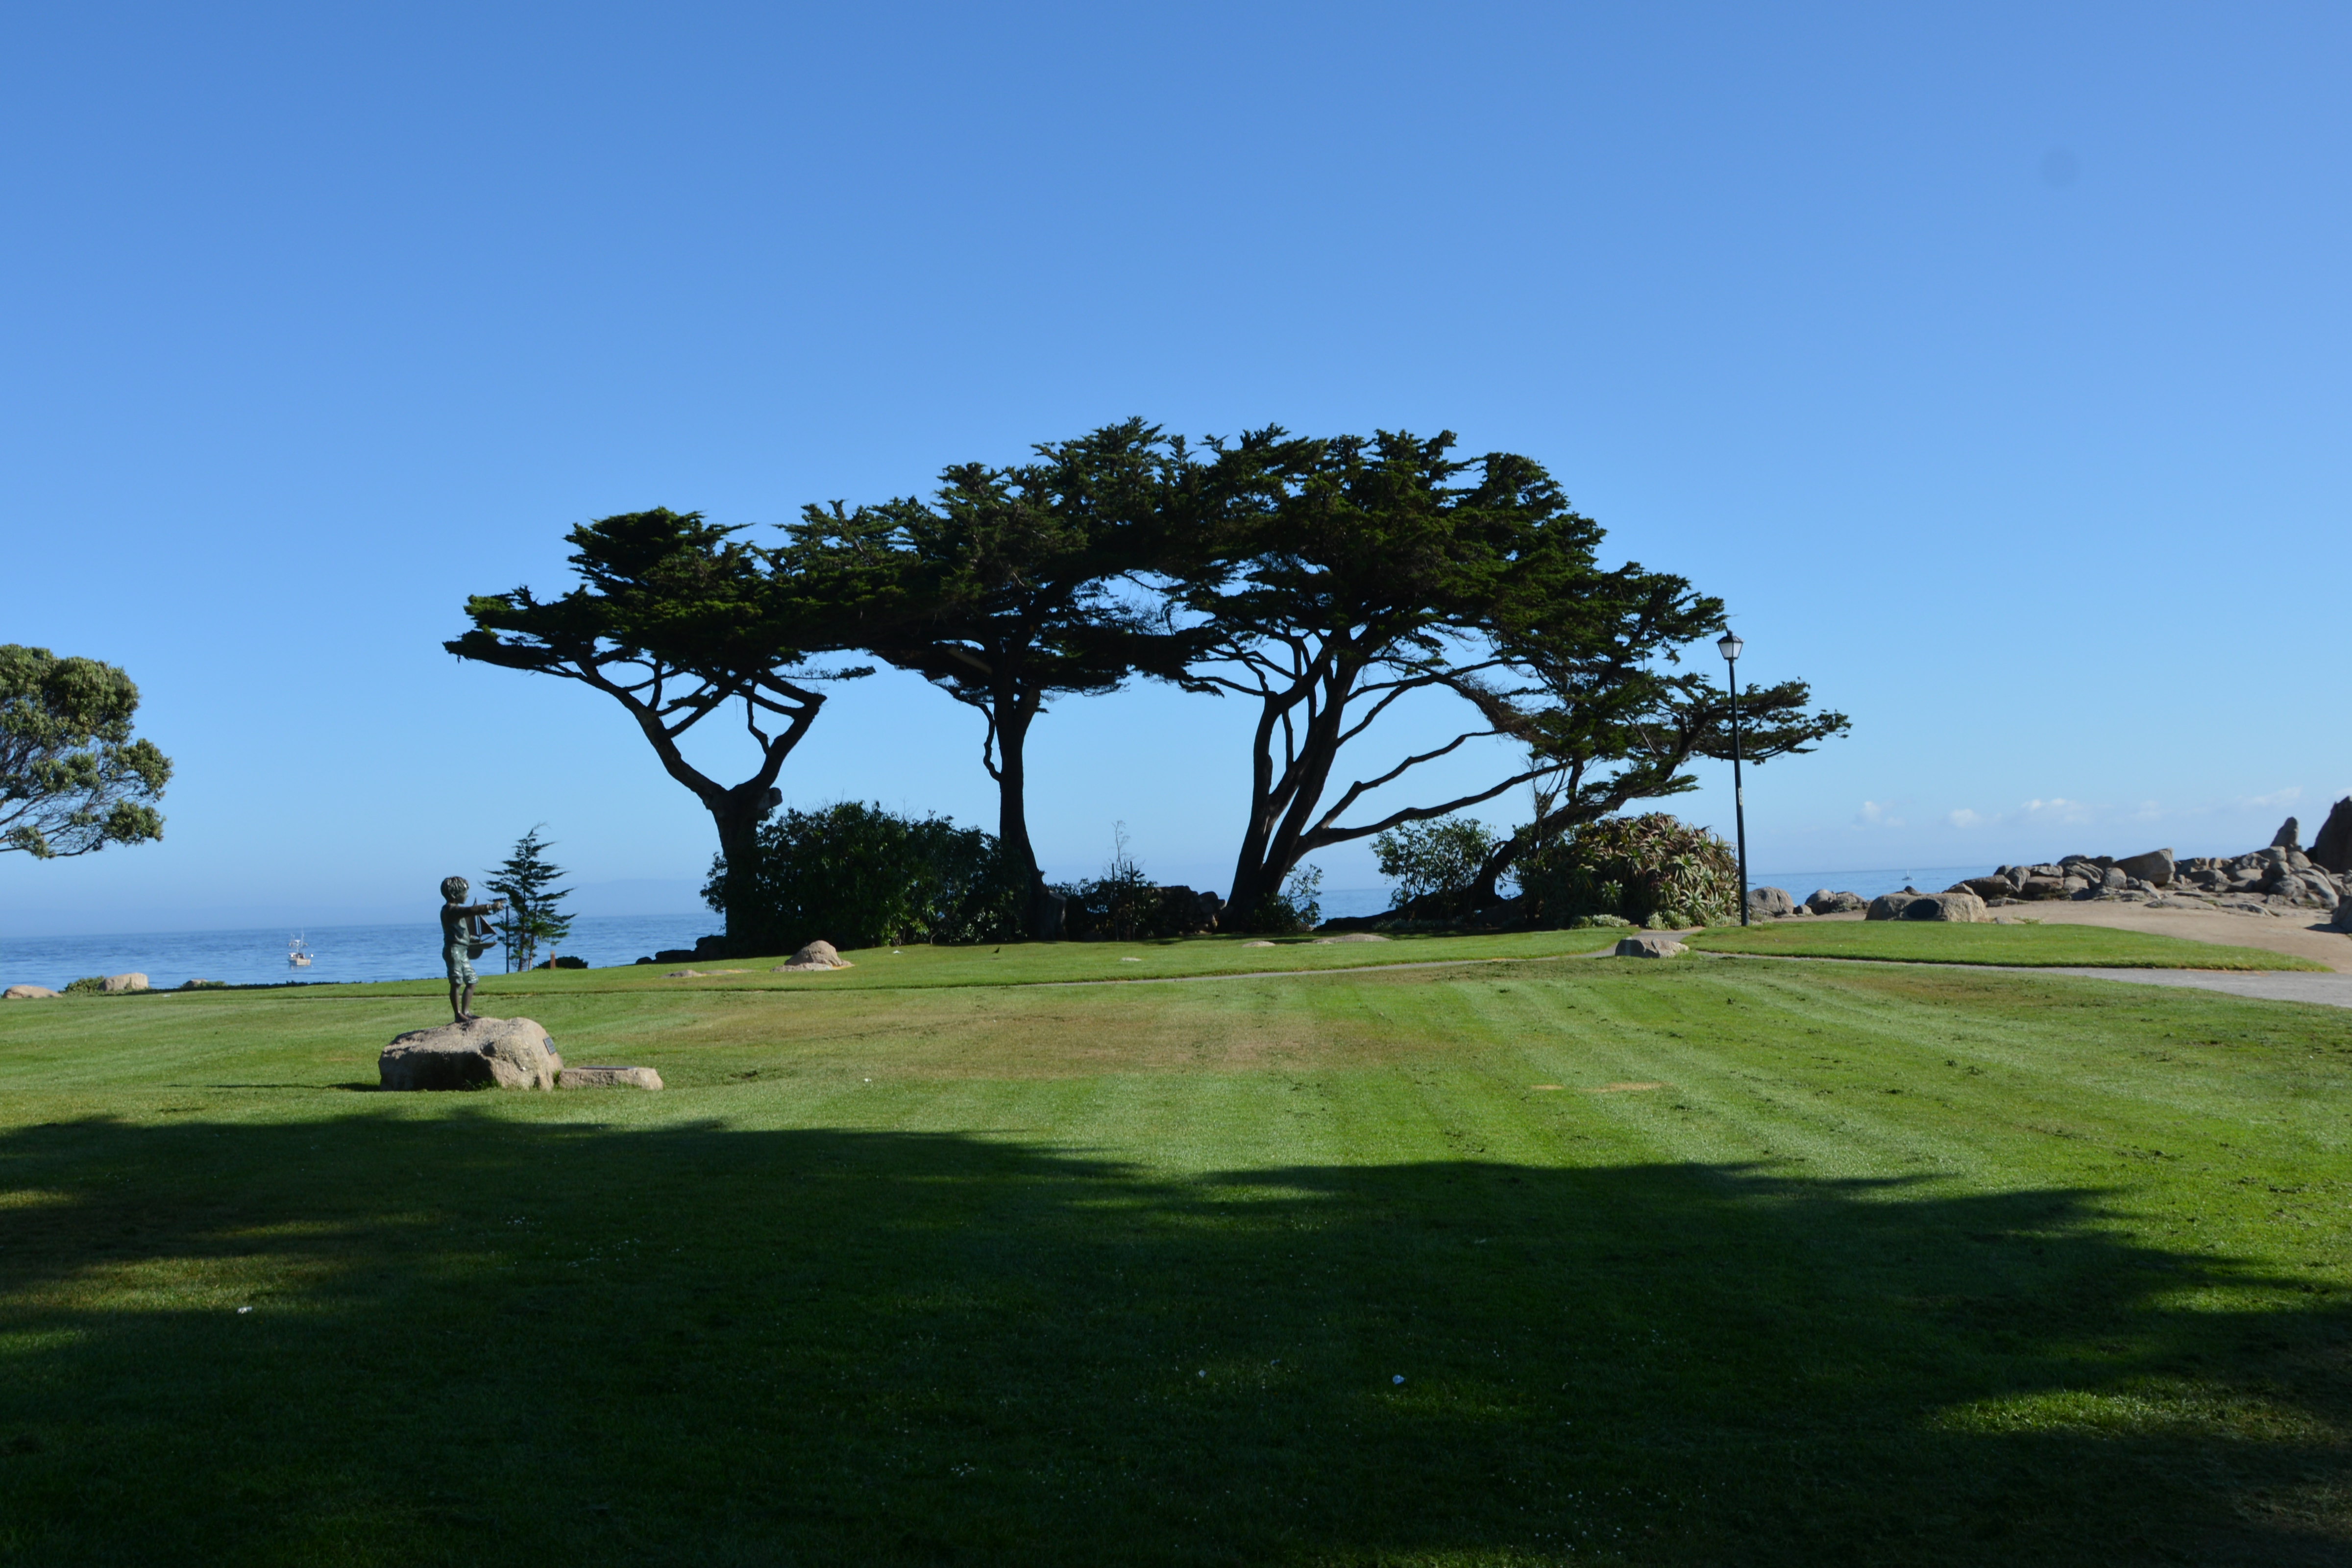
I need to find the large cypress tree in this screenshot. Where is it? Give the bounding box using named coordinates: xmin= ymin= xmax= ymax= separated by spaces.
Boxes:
xmin=449 ymin=509 xmax=881 ymax=951
xmin=793 ymin=420 xmax=1208 ymax=935
xmin=1172 ymin=429 xmax=1844 ymax=926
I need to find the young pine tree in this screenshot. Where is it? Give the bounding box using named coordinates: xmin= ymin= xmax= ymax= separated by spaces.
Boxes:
xmin=485 ymin=826 xmax=575 ymax=972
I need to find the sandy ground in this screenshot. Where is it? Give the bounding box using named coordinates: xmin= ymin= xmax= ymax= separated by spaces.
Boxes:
xmin=1990 ymin=899 xmax=2352 ymax=973
xmin=1800 ymin=899 xmax=2352 ymax=972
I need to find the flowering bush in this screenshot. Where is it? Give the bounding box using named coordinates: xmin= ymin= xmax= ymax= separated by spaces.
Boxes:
xmin=1517 ymin=813 xmax=1740 ymax=929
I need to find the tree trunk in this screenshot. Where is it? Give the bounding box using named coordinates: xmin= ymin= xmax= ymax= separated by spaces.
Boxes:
xmin=1225 ymin=665 xmax=1354 ymax=928
xmin=992 ymin=698 xmax=1060 ymax=938
xmin=708 ymin=790 xmax=769 ymax=956
xmin=1223 ymin=688 xmax=1290 ymax=923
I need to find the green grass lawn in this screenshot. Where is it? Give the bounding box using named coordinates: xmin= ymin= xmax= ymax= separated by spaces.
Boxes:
xmin=277 ymin=927 xmax=1620 ymax=1004
xmin=1688 ymin=918 xmax=2332 ymax=970
xmin=3 ymin=939 xmax=2350 ymax=1564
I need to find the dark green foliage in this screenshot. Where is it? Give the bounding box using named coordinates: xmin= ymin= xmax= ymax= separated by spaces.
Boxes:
xmin=483 ymin=826 xmax=574 ymax=973
xmin=1372 ymin=816 xmax=1499 ymax=916
xmin=1052 ymin=828 xmax=1222 ymax=941
xmin=1230 ymin=865 xmax=1323 ymax=935
xmin=59 ymin=976 xmax=107 ymax=995
xmin=1176 ymin=429 xmax=1601 ymax=918
xmin=794 ymin=421 xmax=1211 ymax=935
xmin=1463 ymin=590 xmax=1849 ymax=903
xmin=0 ymin=644 xmax=171 ymax=859
xmin=707 ymin=801 xmax=1023 ymax=952
xmin=1052 ymin=828 xmax=1156 ymax=942
xmin=1517 ymin=812 xmax=1742 ymax=929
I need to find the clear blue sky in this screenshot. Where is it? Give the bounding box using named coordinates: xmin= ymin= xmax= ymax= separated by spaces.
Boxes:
xmin=3 ymin=2 xmax=2345 ymax=935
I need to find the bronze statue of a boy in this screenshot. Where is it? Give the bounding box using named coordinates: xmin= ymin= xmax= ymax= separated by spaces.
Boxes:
xmin=439 ymin=876 xmax=506 ymax=1023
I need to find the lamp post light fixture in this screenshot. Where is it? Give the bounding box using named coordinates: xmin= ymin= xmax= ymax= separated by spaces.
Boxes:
xmin=1718 ymin=631 xmax=1750 ymax=926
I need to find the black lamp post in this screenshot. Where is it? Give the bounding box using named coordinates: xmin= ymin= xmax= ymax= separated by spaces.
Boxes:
xmin=1719 ymin=631 xmax=1749 ymax=926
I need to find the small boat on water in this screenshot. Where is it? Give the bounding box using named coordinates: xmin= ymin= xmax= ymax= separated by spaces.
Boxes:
xmin=288 ymin=933 xmax=314 ymax=969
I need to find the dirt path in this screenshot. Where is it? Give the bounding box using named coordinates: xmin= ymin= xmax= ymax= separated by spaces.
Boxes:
xmin=1983 ymin=900 xmax=2352 ymax=972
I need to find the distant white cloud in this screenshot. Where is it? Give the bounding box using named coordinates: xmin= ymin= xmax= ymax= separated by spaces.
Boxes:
xmin=1825 ymin=780 xmax=2305 ymax=851
xmin=2018 ymin=797 xmax=2099 ymax=825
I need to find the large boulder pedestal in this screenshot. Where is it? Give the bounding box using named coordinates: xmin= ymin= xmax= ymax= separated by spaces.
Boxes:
xmin=773 ymin=941 xmax=853 ymax=973
xmin=1614 ymin=934 xmax=1689 ymax=958
xmin=1867 ymin=890 xmax=1988 ymax=923
xmin=380 ymin=1017 xmax=560 ymax=1091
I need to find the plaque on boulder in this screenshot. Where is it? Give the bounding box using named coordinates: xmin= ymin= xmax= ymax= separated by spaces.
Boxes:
xmin=557 ymin=1065 xmax=664 ymax=1090
xmin=379 ymin=1016 xmax=558 ymax=1091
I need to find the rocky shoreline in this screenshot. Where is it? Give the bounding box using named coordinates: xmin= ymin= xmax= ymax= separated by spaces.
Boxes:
xmin=1752 ymin=801 xmax=2352 ymax=932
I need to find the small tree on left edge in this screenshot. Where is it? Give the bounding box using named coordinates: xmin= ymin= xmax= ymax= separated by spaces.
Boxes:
xmin=485 ymin=825 xmax=574 ymax=972
xmin=0 ymin=644 xmax=172 ymax=859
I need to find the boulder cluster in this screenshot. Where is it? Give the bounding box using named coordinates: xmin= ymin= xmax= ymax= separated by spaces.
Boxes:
xmin=1938 ymin=804 xmax=2352 ymax=932
xmin=1744 ymin=886 xmax=1870 ymax=919
xmin=4 ymin=972 xmax=149 ymax=1000
xmin=1734 ymin=800 xmax=2352 ymax=933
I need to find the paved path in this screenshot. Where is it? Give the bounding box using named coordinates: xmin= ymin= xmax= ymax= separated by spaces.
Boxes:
xmin=1702 ymin=951 xmax=2352 ymax=1009
xmin=2033 ymin=967 xmax=2352 ymax=1009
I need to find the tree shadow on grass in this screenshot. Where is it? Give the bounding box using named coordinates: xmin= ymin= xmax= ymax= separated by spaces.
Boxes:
xmin=0 ymin=1115 xmax=2345 ymax=1566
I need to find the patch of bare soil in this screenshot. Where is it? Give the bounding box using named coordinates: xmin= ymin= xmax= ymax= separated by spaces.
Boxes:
xmin=1766 ymin=901 xmax=2352 ymax=972
xmin=647 ymin=984 xmax=1451 ymax=1079
xmin=1988 ymin=902 xmax=2352 ymax=972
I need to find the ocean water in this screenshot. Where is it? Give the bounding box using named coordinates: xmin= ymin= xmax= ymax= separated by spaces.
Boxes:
xmin=0 ymin=895 xmax=1411 ymax=992
xmin=0 ymin=913 xmax=719 ymax=993
xmin=1750 ymin=867 xmax=1989 ymax=900
xmin=1311 ymin=887 xmax=1392 ymax=921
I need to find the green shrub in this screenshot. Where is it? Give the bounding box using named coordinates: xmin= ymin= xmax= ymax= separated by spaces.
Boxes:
xmin=61 ymin=976 xmax=107 ymax=995
xmin=1054 ymin=827 xmax=1222 ymax=941
xmin=707 ymin=802 xmax=1025 ymax=953
xmin=1371 ymin=817 xmax=1497 ymax=916
xmin=1519 ymin=813 xmax=1740 ymax=930
xmin=177 ymin=979 xmax=227 ymax=990
xmin=1232 ymin=865 xmax=1324 ymax=936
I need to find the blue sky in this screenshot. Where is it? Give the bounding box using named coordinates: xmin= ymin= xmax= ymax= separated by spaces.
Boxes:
xmin=2 ymin=1 xmax=2345 ymax=934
